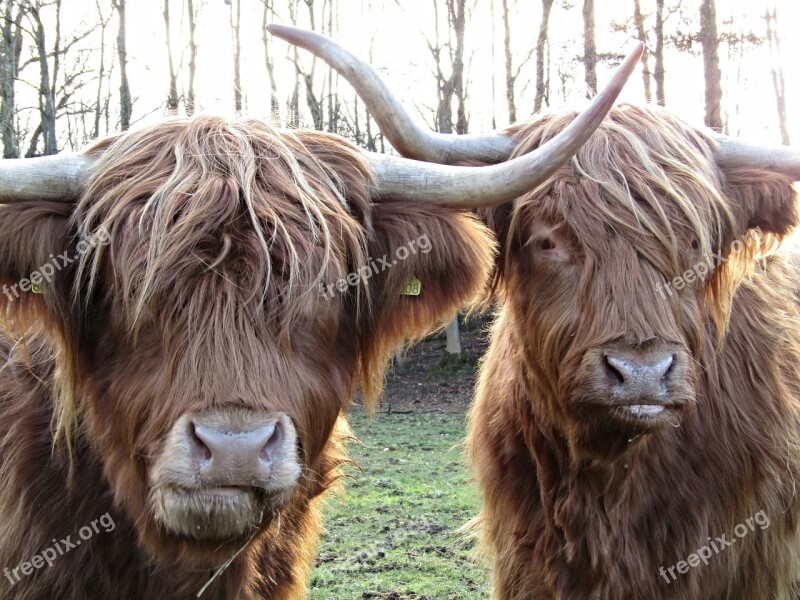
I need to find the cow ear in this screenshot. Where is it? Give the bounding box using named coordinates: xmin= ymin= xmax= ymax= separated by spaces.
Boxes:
xmin=0 ymin=201 xmax=77 ymax=326
xmin=722 ymin=167 xmax=799 ymax=237
xmin=355 ymin=199 xmax=496 ymax=405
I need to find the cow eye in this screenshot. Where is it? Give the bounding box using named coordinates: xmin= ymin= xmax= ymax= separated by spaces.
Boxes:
xmin=691 ymin=239 xmax=700 ymax=250
xmin=529 ymin=236 xmax=557 ymax=252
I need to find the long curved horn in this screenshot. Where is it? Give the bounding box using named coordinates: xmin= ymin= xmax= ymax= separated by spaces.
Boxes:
xmin=0 ymin=155 xmax=94 ymax=202
xmin=266 ymin=23 xmax=517 ymax=163
xmin=268 ymin=23 xmax=642 ymax=166
xmin=364 ymin=51 xmax=639 ymax=207
xmin=716 ymin=138 xmax=800 ymax=181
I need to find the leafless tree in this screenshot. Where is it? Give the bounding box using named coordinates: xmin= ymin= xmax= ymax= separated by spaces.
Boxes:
xmin=260 ymin=0 xmax=280 ymax=122
xmin=28 ymin=0 xmax=60 ymax=155
xmin=699 ymin=0 xmax=722 ymax=129
xmin=325 ymin=0 xmax=340 ymax=133
xmin=113 ymin=0 xmax=131 ymax=130
xmin=654 ymin=0 xmax=666 ymax=105
xmin=228 ymin=0 xmax=242 ymax=112
xmin=764 ymin=6 xmax=789 ymax=144
xmin=426 ymin=0 xmax=468 ymax=135
xmin=292 ymin=0 xmax=324 ymax=130
xmin=582 ymin=0 xmax=597 ymax=97
xmin=533 ymin=0 xmax=554 ymax=112
xmin=500 ymin=0 xmax=534 ymax=123
xmin=186 ymin=0 xmax=198 ymax=115
xmin=92 ymin=0 xmax=111 ymax=138
xmin=0 ymin=0 xmax=25 ymax=157
xmin=632 ymin=0 xmax=652 ymax=102
xmin=163 ymin=0 xmax=179 ymax=113
xmin=286 ymin=0 xmax=301 ymax=127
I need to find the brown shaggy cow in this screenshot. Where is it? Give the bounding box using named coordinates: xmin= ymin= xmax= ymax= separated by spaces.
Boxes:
xmin=0 ymin=116 xmax=497 ymax=600
xmin=467 ymin=105 xmax=800 ymax=599
xmin=278 ymin=27 xmax=800 ymax=600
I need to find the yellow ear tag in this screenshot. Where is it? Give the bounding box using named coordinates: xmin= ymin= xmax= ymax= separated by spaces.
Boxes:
xmin=401 ymin=278 xmax=422 ymax=296
xmin=31 ymin=283 xmax=43 ymax=294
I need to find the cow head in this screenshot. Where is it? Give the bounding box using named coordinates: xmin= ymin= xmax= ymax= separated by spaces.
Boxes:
xmin=0 ymin=116 xmax=494 ymax=563
xmin=289 ymin=27 xmax=800 ymax=462
xmin=484 ymin=105 xmax=799 ymax=460
xmin=0 ymin=44 xmax=630 ymax=565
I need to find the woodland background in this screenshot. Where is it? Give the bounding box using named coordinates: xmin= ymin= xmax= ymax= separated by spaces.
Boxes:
xmin=0 ymin=0 xmax=795 ymax=356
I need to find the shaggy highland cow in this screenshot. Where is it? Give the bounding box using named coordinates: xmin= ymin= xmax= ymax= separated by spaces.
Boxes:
xmin=282 ymin=25 xmax=800 ymax=600
xmin=0 ymin=27 xmax=638 ymax=600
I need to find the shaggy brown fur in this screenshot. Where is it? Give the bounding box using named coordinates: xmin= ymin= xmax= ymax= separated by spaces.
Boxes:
xmin=468 ymin=104 xmax=800 ymax=599
xmin=0 ymin=115 xmax=495 ymax=599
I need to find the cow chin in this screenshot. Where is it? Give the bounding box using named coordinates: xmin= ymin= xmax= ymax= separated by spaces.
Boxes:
xmin=152 ymin=484 xmax=291 ymax=542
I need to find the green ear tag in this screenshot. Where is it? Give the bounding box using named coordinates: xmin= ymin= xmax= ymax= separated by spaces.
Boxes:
xmin=401 ymin=278 xmax=422 ymax=296
xmin=31 ymin=283 xmax=43 ymax=294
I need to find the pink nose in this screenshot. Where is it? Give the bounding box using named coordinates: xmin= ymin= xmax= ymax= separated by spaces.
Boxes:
xmin=187 ymin=414 xmax=289 ymax=486
xmin=600 ymin=348 xmax=675 ymax=403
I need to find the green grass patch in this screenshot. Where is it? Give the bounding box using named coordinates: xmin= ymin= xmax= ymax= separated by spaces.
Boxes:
xmin=427 ymin=351 xmax=473 ymax=376
xmin=308 ymin=412 xmax=489 ymax=600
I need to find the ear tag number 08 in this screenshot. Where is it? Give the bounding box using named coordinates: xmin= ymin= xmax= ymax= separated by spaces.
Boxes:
xmin=401 ymin=278 xmax=422 ymax=296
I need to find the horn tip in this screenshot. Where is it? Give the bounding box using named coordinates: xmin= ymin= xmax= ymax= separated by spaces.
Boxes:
xmin=266 ymin=23 xmax=295 ymax=37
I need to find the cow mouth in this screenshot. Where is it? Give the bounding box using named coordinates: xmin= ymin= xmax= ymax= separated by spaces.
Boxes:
xmin=600 ymin=400 xmax=686 ymax=431
xmin=152 ymin=484 xmax=287 ymax=541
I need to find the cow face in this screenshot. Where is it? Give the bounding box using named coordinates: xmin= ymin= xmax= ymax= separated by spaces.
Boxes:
xmin=0 ymin=116 xmax=494 ymax=563
xmin=487 ymin=105 xmax=798 ymax=460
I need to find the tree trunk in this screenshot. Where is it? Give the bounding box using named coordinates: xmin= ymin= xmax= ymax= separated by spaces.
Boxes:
xmin=261 ymin=0 xmax=280 ymax=122
xmin=230 ymin=0 xmax=242 ymax=113
xmin=0 ymin=0 xmax=24 ymax=158
xmin=501 ymin=0 xmax=516 ymax=123
xmin=186 ymin=0 xmax=198 ymax=115
xmin=445 ymin=316 xmax=462 ymax=355
xmin=533 ymin=0 xmax=553 ymax=112
xmin=451 ymin=0 xmax=467 ymax=134
xmin=699 ymin=0 xmax=723 ymax=130
xmin=632 ymin=0 xmax=652 ymax=103
xmin=163 ymin=0 xmax=179 ymax=113
xmin=433 ymin=0 xmax=468 ymax=356
xmin=764 ymin=7 xmax=789 ymax=145
xmin=30 ymin=5 xmax=58 ymax=155
xmin=93 ymin=0 xmax=107 ymax=138
xmin=326 ymin=0 xmax=339 ymax=133
xmin=114 ymin=0 xmax=131 ymax=130
xmin=582 ymin=0 xmax=597 ymax=97
xmin=654 ymin=0 xmax=665 ymax=105
xmin=287 ymin=1 xmax=300 ymax=127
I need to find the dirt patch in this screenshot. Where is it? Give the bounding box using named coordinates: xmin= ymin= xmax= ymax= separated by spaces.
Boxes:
xmin=361 ymin=592 xmax=434 ymax=600
xmin=363 ymin=313 xmax=491 ymax=414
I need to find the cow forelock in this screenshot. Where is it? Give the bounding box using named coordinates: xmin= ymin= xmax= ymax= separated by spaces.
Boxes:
xmin=495 ymin=105 xmax=780 ymax=458
xmin=55 ymin=116 xmax=374 ymax=559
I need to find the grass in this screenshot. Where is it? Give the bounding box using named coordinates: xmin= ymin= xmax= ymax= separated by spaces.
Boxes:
xmin=308 ymin=411 xmax=489 ymax=600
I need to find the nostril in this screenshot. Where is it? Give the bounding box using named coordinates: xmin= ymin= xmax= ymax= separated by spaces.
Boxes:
xmin=603 ymin=354 xmax=626 ymax=386
xmin=259 ymin=420 xmax=283 ymax=461
xmin=189 ymin=421 xmax=213 ymax=462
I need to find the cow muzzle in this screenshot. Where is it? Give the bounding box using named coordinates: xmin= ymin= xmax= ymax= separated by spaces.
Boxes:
xmin=577 ymin=340 xmax=693 ymax=433
xmin=150 ymin=409 xmax=301 ymax=541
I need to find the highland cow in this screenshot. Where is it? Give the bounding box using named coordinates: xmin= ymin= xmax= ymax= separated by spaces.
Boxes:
xmin=285 ymin=25 xmax=800 ymax=600
xmin=0 ymin=26 xmax=638 ymax=598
